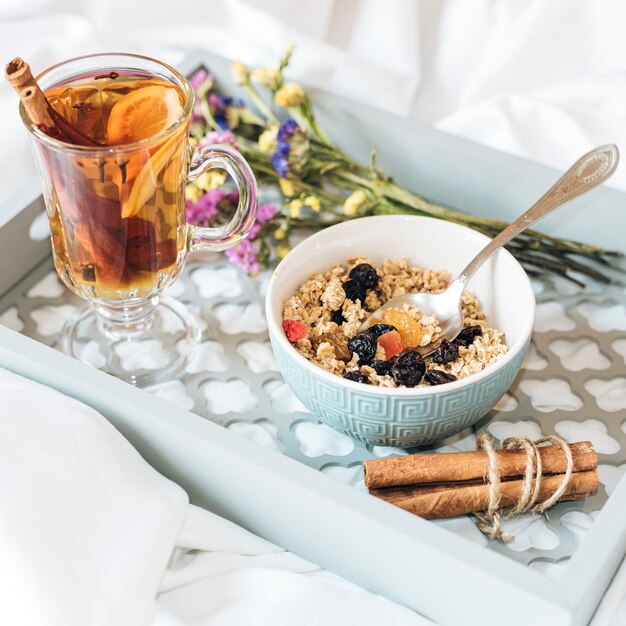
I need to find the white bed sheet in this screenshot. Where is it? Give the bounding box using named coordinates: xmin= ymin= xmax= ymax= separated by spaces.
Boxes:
xmin=0 ymin=2 xmax=625 ymax=623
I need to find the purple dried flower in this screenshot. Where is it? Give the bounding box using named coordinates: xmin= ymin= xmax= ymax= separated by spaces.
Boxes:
xmin=189 ymin=69 xmax=212 ymax=92
xmin=271 ymin=151 xmax=290 ymax=178
xmin=257 ymin=203 xmax=278 ymax=223
xmin=225 ymin=238 xmax=261 ymax=275
xmin=208 ymin=93 xmax=223 ymax=110
xmin=185 ymin=188 xmax=226 ymax=225
xmin=277 ymin=118 xmax=299 ymax=142
xmin=199 ymin=130 xmax=237 ymax=147
xmin=226 ymin=191 xmax=240 ymax=205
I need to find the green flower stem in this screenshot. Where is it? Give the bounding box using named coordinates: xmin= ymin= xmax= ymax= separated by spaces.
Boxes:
xmin=243 ymin=81 xmax=278 ymax=125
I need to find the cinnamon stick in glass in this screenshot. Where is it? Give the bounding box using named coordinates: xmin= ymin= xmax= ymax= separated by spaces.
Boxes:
xmin=370 ymin=470 xmax=598 ymax=520
xmin=4 ymin=57 xmax=100 ymax=147
xmin=364 ymin=441 xmax=597 ymax=490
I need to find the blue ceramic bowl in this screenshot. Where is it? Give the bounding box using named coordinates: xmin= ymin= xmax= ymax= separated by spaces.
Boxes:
xmin=266 ymin=216 xmax=534 ymax=447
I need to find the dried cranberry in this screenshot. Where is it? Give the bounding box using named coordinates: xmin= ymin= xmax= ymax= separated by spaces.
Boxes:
xmin=370 ymin=360 xmax=393 ymax=376
xmin=424 ymin=370 xmax=457 ymax=385
xmin=347 ymin=332 xmax=378 ymax=364
xmin=390 ymin=350 xmax=426 ymax=387
xmin=453 ymin=325 xmax=483 ymax=347
xmin=344 ymin=370 xmax=370 ymax=384
xmin=431 ymin=339 xmax=459 ymax=364
xmin=349 ymin=263 xmax=379 ymax=289
xmin=331 ymin=309 xmax=346 ymax=325
xmin=343 ymin=279 xmax=366 ymax=303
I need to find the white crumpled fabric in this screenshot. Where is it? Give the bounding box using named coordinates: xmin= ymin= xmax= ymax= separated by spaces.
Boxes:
xmin=0 ymin=367 xmax=427 ymax=626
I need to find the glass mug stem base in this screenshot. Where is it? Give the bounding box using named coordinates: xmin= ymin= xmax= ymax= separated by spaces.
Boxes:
xmin=57 ymin=296 xmax=201 ymax=387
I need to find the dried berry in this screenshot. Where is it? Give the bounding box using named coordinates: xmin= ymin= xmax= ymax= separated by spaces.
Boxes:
xmin=392 ymin=349 xmax=424 ymax=367
xmin=343 ymin=279 xmax=366 ymax=303
xmin=370 ymin=360 xmax=393 ymax=376
xmin=331 ymin=309 xmax=346 ymax=326
xmin=364 ymin=323 xmax=396 ymax=339
xmin=390 ymin=350 xmax=426 ymax=387
xmin=431 ymin=339 xmax=459 ymax=364
xmin=424 ymin=370 xmax=457 ymax=385
xmin=453 ymin=325 xmax=483 ymax=347
xmin=347 ymin=332 xmax=378 ymax=364
xmin=344 ymin=370 xmax=370 ymax=384
xmin=283 ymin=319 xmax=308 ymax=343
xmin=349 ymin=263 xmax=379 ymax=289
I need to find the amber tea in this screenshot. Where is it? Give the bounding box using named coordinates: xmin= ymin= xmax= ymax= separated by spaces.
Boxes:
xmin=12 ymin=53 xmax=257 ymax=384
xmin=42 ymin=71 xmax=189 ymax=301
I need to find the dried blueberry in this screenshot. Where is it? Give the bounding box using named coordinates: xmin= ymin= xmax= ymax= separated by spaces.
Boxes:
xmin=364 ymin=323 xmax=396 ymax=339
xmin=453 ymin=325 xmax=483 ymax=347
xmin=347 ymin=332 xmax=378 ymax=364
xmin=424 ymin=370 xmax=457 ymax=385
xmin=370 ymin=359 xmax=393 ymax=376
xmin=390 ymin=350 xmax=426 ymax=387
xmin=349 ymin=263 xmax=379 ymax=289
xmin=344 ymin=370 xmax=370 ymax=384
xmin=431 ymin=339 xmax=459 ymax=364
xmin=331 ymin=309 xmax=346 ymax=325
xmin=343 ymin=279 xmax=366 ymax=303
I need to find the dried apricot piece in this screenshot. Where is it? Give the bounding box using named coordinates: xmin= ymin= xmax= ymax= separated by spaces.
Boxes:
xmin=383 ymin=309 xmax=423 ymax=348
xmin=377 ymin=330 xmax=404 ymax=360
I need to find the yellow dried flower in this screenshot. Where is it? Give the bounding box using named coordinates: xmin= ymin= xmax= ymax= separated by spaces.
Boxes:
xmin=304 ymin=196 xmax=321 ymax=212
xmin=258 ymin=127 xmax=278 ymax=152
xmin=288 ymin=199 xmax=303 ymax=218
xmin=343 ymin=190 xmax=370 ymax=217
xmin=186 ymin=183 xmax=203 ymax=203
xmin=196 ymin=170 xmax=227 ymax=191
xmin=278 ymin=178 xmax=296 ymax=197
xmin=251 ymin=67 xmax=281 ymax=90
xmin=275 ymin=227 xmax=287 ymax=240
xmin=231 ymin=59 xmax=249 ymax=85
xmin=276 ymin=243 xmax=291 ymax=259
xmin=274 ymin=82 xmax=306 ymax=107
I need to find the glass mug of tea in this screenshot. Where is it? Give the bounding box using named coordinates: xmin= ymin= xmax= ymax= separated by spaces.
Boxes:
xmin=18 ymin=53 xmax=257 ymax=385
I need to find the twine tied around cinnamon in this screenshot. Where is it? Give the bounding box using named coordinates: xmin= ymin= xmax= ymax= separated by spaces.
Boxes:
xmin=474 ymin=433 xmax=574 ymax=543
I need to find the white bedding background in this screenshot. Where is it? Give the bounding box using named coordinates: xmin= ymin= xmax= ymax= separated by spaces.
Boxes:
xmin=0 ymin=1 xmax=625 ymax=624
xmin=1 ymin=0 xmax=626 ymax=203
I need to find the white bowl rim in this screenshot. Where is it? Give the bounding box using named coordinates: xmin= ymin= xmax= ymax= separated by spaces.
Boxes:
xmin=266 ymin=215 xmax=535 ymax=397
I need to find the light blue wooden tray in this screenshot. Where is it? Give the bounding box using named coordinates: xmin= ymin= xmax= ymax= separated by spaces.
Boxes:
xmin=0 ymin=50 xmax=624 ymax=626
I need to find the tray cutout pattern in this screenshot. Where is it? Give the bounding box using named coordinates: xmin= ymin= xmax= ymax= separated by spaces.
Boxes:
xmin=1 ymin=246 xmax=625 ymax=573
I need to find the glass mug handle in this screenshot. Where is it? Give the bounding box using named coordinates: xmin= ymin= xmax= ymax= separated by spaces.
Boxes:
xmin=186 ymin=143 xmax=258 ymax=251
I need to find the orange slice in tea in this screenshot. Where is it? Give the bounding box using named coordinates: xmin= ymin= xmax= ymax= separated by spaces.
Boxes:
xmin=106 ymin=86 xmax=183 ymax=145
xmin=383 ymin=309 xmax=423 ymax=348
xmin=120 ymin=133 xmax=181 ymax=218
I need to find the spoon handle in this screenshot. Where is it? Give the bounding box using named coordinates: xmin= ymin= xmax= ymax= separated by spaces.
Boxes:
xmin=455 ymin=144 xmax=619 ymax=289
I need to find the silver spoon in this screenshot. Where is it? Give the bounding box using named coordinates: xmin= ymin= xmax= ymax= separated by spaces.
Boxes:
xmin=362 ymin=144 xmax=619 ymax=355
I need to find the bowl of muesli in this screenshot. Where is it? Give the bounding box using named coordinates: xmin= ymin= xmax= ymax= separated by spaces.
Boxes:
xmin=266 ymin=215 xmax=535 ymax=447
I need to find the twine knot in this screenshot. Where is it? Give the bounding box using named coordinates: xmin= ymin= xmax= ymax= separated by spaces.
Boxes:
xmin=474 ymin=433 xmax=573 ymax=543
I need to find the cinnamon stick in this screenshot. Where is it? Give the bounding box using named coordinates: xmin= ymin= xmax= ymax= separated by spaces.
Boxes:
xmin=370 ymin=470 xmax=598 ymax=520
xmin=5 ymin=57 xmax=100 ymax=146
xmin=363 ymin=441 xmax=597 ymax=489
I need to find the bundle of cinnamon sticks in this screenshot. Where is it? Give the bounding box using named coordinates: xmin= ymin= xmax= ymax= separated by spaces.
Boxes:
xmin=364 ymin=441 xmax=598 ymax=520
